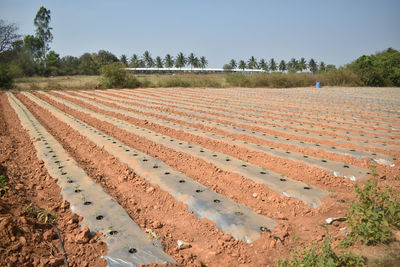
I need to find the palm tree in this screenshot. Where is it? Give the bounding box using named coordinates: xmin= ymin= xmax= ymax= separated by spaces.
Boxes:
xmin=143 ymin=50 xmax=154 ymax=68
xmin=138 ymin=59 xmax=145 ymax=68
xmin=319 ymin=61 xmax=326 ymax=73
xmin=187 ymin=53 xmax=196 ymax=70
xmin=299 ymin=57 xmax=307 ymax=72
xmin=120 ymin=54 xmax=128 ymax=66
xmin=269 ymin=58 xmax=277 ymax=71
xmin=129 ymin=54 xmax=139 ymax=68
xmin=279 ymin=60 xmax=286 ymax=72
xmin=200 ymin=56 xmax=208 ymax=69
xmin=309 ymin=58 xmax=318 ymax=74
xmin=287 ymin=58 xmax=298 ymax=73
xmin=247 ymin=56 xmax=257 ymax=69
xmin=259 ymin=59 xmax=268 ymax=71
xmin=229 ymin=59 xmax=237 ymax=69
xmin=238 ymin=60 xmax=246 ymax=71
xmin=155 ymin=56 xmax=163 ymax=68
xmin=175 ymin=52 xmax=186 ymax=69
xmin=164 ymin=54 xmax=174 ymax=68
xmin=193 ymin=57 xmax=200 ymax=68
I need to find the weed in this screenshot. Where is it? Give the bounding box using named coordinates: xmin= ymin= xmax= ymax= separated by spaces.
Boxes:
xmin=0 ymin=175 xmax=9 ymax=195
xmin=23 ymin=203 xmax=36 ymax=217
xmin=23 ymin=203 xmax=56 ymax=224
xmin=370 ymin=165 xmax=378 ymax=177
xmin=346 ymin=178 xmax=400 ymax=245
xmin=278 ymin=237 xmax=365 ymax=267
xmin=108 ymin=224 xmax=114 ymax=230
xmin=37 ymin=208 xmax=56 ymax=224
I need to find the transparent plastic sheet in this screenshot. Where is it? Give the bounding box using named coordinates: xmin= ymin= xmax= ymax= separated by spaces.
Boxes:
xmin=23 ymin=92 xmax=277 ymax=243
xmin=8 ymin=93 xmax=175 ymax=266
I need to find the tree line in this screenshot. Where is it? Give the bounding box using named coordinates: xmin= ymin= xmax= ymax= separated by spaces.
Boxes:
xmin=1 ymin=6 xmax=399 ymax=88
xmin=224 ymin=57 xmax=336 ymax=74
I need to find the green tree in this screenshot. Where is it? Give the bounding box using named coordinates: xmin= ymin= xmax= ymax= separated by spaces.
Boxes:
xmin=60 ymin=55 xmax=80 ymax=75
xmin=229 ymin=59 xmax=237 ymax=69
xmin=23 ymin=34 xmax=43 ymax=62
xmin=247 ymin=56 xmax=257 ymax=69
xmin=120 ymin=54 xmax=128 ymax=66
xmin=269 ymin=58 xmax=277 ymax=71
xmin=347 ymin=48 xmax=400 ymax=86
xmin=279 ymin=60 xmax=286 ymax=72
xmin=95 ymin=50 xmax=119 ymax=66
xmin=164 ymin=54 xmax=174 ymax=68
xmin=33 ymin=6 xmax=53 ymax=61
xmin=200 ymin=56 xmax=208 ymax=69
xmin=299 ymin=57 xmax=307 ymax=72
xmin=238 ymin=60 xmax=246 ymax=70
xmin=319 ymin=61 xmax=326 ymax=73
xmin=187 ymin=52 xmax=196 ymax=70
xmin=259 ymin=59 xmax=268 ymax=71
xmin=44 ymin=50 xmax=60 ymax=75
xmin=79 ymin=53 xmax=99 ymax=75
xmin=129 ymin=54 xmax=139 ymax=68
xmin=142 ymin=50 xmax=153 ymax=67
xmin=175 ymin=52 xmax=186 ymax=69
xmin=325 ymin=64 xmax=336 ymax=72
xmin=309 ymin=58 xmax=318 ymax=74
xmin=155 ymin=56 xmax=163 ymax=68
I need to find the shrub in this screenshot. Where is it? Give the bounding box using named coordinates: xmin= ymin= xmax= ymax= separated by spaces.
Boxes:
xmin=278 ymin=237 xmax=365 ymax=267
xmin=100 ymin=63 xmax=140 ymax=88
xmin=321 ymin=68 xmax=362 ymax=86
xmin=347 ymin=177 xmax=400 ymax=245
xmin=0 ymin=63 xmax=14 ymax=89
xmin=225 ymin=74 xmax=251 ymax=87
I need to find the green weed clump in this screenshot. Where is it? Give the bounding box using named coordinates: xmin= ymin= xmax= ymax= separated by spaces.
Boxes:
xmin=278 ymin=237 xmax=365 ymax=267
xmin=347 ymin=177 xmax=400 ymax=245
xmin=23 ymin=203 xmax=56 ymax=224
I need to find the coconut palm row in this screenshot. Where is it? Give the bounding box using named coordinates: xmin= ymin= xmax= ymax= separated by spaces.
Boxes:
xmin=123 ymin=51 xmax=208 ymax=69
xmin=227 ymin=57 xmax=335 ymax=74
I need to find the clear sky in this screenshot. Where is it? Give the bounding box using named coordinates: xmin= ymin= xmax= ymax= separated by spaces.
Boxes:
xmin=1 ymin=0 xmax=399 ymax=68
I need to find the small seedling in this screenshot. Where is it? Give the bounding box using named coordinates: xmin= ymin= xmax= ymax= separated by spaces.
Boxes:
xmin=108 ymin=224 xmax=114 ymax=230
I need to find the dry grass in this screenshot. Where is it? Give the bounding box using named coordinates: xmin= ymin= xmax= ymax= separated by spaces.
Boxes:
xmin=13 ymin=75 xmax=101 ymax=91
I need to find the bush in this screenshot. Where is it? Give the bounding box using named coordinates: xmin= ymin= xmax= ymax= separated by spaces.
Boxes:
xmin=321 ymin=68 xmax=362 ymax=86
xmin=347 ymin=177 xmax=400 ymax=245
xmin=278 ymin=237 xmax=365 ymax=267
xmin=225 ymin=74 xmax=251 ymax=87
xmin=0 ymin=63 xmax=14 ymax=89
xmin=100 ymin=63 xmax=139 ymax=88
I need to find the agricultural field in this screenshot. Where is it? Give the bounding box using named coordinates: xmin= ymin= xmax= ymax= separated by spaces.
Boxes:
xmin=0 ymin=87 xmax=400 ymax=266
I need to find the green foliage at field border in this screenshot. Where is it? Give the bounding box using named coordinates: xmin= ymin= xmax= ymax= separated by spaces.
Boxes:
xmin=346 ymin=176 xmax=400 ymax=245
xmin=278 ymin=237 xmax=365 ymax=267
